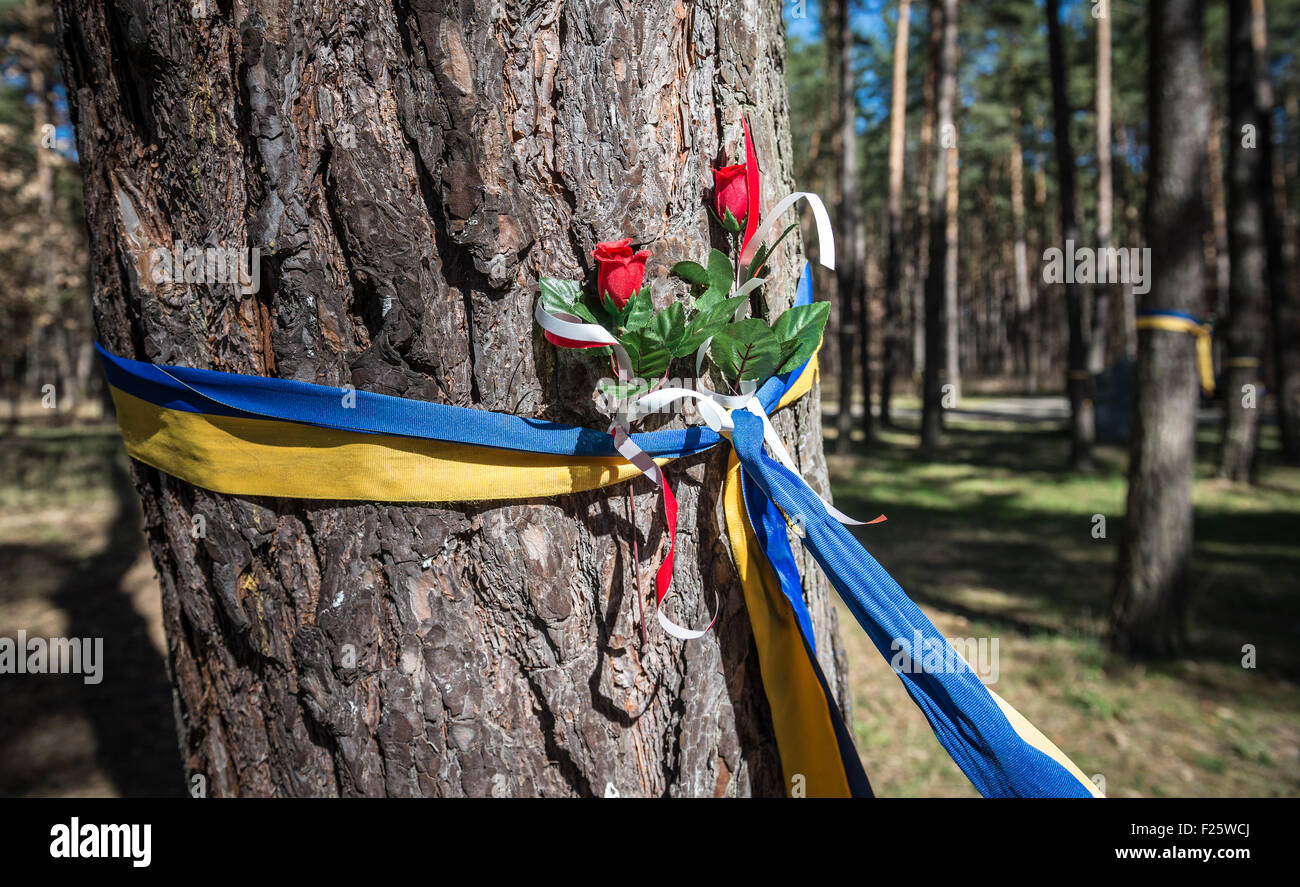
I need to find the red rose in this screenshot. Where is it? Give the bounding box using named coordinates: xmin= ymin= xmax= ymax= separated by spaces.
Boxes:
xmin=713 ymin=163 xmax=749 ymax=228
xmin=592 ymin=238 xmax=651 ymax=309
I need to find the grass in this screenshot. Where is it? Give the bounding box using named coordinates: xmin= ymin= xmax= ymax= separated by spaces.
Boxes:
xmin=0 ymin=424 xmax=126 ymax=508
xmin=823 ymin=395 xmax=1300 ymax=797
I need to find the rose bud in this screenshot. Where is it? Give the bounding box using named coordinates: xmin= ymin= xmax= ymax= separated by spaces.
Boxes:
xmin=713 ymin=163 xmax=749 ymax=231
xmin=592 ymin=238 xmax=651 ymax=309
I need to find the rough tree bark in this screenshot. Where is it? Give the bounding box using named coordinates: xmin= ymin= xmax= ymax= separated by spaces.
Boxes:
xmin=1110 ymin=0 xmax=1208 ymax=658
xmin=1218 ymin=0 xmax=1269 ymax=482
xmin=1046 ymin=0 xmax=1094 ymax=471
xmin=920 ymin=0 xmax=955 ymax=452
xmin=879 ymin=0 xmax=911 ymax=429
xmin=55 ymin=0 xmax=851 ymax=797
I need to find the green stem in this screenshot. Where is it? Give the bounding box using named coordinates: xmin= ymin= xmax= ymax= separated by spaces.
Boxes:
xmin=730 ymin=231 xmax=741 ymax=291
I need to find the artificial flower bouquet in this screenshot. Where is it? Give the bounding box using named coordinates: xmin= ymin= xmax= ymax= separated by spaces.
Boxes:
xmin=532 ymin=116 xmax=843 ymax=639
xmin=535 ymin=119 xmax=829 ymax=413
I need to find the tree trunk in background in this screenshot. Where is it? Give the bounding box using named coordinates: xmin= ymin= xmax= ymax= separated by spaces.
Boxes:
xmin=34 ymin=59 xmax=82 ymax=418
xmin=1251 ymin=0 xmax=1300 ymax=465
xmin=833 ymin=0 xmax=864 ymax=451
xmin=1115 ymin=120 xmax=1139 ymax=360
xmin=856 ymin=210 xmax=873 ymax=441
xmin=1218 ymin=0 xmax=1269 ymax=482
xmin=1282 ymin=92 xmax=1300 ymax=463
xmin=31 ymin=63 xmax=60 ymax=403
xmin=20 ymin=5 xmax=78 ymax=416
xmin=1206 ymin=89 xmax=1231 ymax=319
xmin=1046 ymin=0 xmax=1094 ymax=470
xmin=1110 ymin=0 xmax=1208 ymax=658
xmin=912 ymin=1 xmax=939 ymax=383
xmin=968 ymin=186 xmax=986 ymax=372
xmin=1090 ymin=2 xmax=1113 ymax=375
xmin=943 ymin=86 xmax=960 ymax=403
xmin=1285 ymin=93 xmax=1299 ymax=307
xmin=56 ymin=0 xmax=848 ymax=797
xmin=1030 ymin=122 xmax=1051 ymax=391
xmin=880 ymin=0 xmax=912 ymax=428
xmin=1009 ymin=102 xmax=1036 ymax=389
xmin=921 ymin=0 xmax=956 ymax=452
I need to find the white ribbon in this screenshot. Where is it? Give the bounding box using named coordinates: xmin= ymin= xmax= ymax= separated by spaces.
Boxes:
xmin=533 ymin=300 xmax=634 ymax=380
xmin=739 ymin=191 xmax=836 ymax=272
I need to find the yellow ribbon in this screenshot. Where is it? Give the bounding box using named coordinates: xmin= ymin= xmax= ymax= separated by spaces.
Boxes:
xmin=1136 ymin=314 xmax=1215 ymax=395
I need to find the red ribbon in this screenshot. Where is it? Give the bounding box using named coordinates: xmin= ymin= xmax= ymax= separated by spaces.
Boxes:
xmin=543 ymin=330 xmax=606 ymax=350
xmin=741 ymin=116 xmax=761 ymax=256
xmin=653 ymin=478 xmax=678 ymax=604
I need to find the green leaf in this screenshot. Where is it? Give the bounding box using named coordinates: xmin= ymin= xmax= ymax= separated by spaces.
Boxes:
xmin=771 ymin=301 xmax=830 ymax=375
xmin=679 ymin=294 xmax=747 ymax=356
xmin=720 ymin=208 xmax=743 ymax=235
xmin=670 ymin=261 xmax=709 ymax=287
xmin=710 ymin=318 xmax=782 ymax=382
xmin=599 ymin=289 xmax=626 ymax=325
xmin=654 ymin=302 xmax=688 ymax=355
xmin=700 ymin=248 xmax=736 ymax=306
xmin=620 ymin=327 xmax=672 ymax=380
xmin=597 ymin=377 xmax=651 ymax=402
xmin=622 ymin=286 xmax=654 ymax=332
xmin=698 ymin=293 xmax=748 ymax=325
xmin=538 ymin=277 xmax=598 ymax=324
xmin=746 ymin=223 xmax=798 ymax=279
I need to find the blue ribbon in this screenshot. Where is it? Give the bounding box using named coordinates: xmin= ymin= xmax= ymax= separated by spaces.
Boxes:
xmin=730 ymin=409 xmax=1093 ymax=798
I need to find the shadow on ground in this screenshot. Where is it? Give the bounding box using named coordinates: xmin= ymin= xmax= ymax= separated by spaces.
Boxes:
xmin=0 ymin=430 xmax=182 ymax=797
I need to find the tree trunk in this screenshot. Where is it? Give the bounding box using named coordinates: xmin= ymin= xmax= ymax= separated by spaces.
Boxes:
xmin=32 ymin=50 xmax=71 ymax=412
xmin=1110 ymin=0 xmax=1208 ymax=658
xmin=1251 ymin=0 xmax=1300 ymax=465
xmin=921 ymin=0 xmax=956 ymax=452
xmin=943 ymin=86 xmax=960 ymax=402
xmin=833 ymin=0 xmax=864 ymax=451
xmin=1047 ymin=0 xmax=1094 ymax=470
xmin=880 ymin=0 xmax=912 ymax=428
xmin=1281 ymin=91 xmax=1300 ymax=464
xmin=56 ymin=0 xmax=848 ymax=797
xmin=1032 ymin=123 xmax=1052 ymax=391
xmin=912 ymin=1 xmax=939 ymax=383
xmin=856 ymin=210 xmax=873 ymax=441
xmin=1009 ymin=102 xmax=1036 ymax=389
xmin=1218 ymin=0 xmax=1269 ymax=482
xmin=1115 ymin=119 xmax=1139 ymax=360
xmin=1206 ymin=86 xmax=1231 ymax=319
xmin=1091 ymin=2 xmax=1113 ymax=375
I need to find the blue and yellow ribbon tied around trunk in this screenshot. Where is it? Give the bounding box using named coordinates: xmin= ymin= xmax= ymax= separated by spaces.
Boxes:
xmin=1136 ymin=309 xmax=1216 ymax=396
xmin=98 ymin=264 xmax=1099 ymax=798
